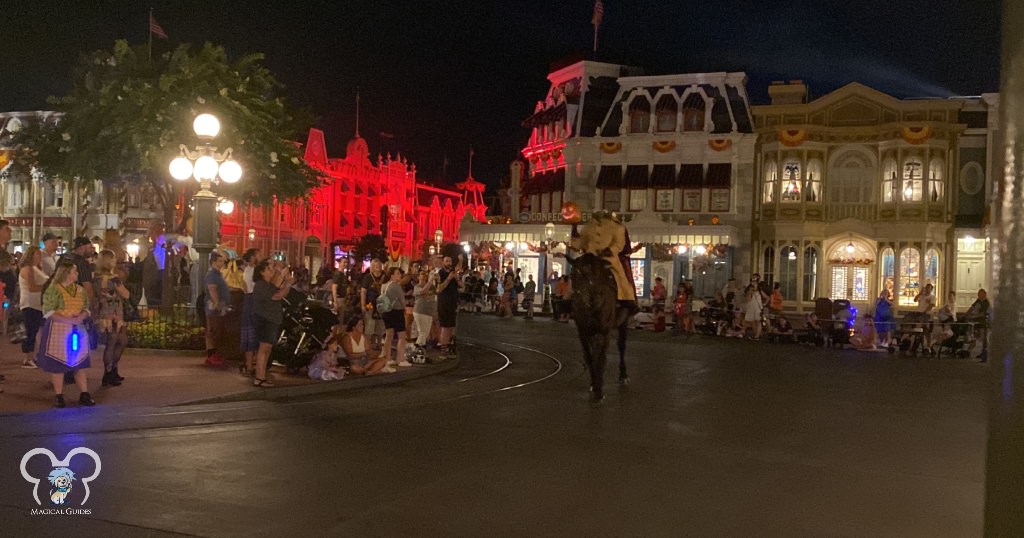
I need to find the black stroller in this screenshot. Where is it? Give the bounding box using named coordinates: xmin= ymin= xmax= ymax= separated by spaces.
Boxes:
xmin=933 ymin=320 xmax=974 ymax=359
xmin=830 ymin=299 xmax=853 ymax=348
xmin=271 ymin=288 xmax=338 ymax=374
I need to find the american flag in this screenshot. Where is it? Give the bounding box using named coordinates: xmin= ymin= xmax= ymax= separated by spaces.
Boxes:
xmin=150 ymin=14 xmax=168 ymax=39
xmin=591 ymin=0 xmax=604 ymax=27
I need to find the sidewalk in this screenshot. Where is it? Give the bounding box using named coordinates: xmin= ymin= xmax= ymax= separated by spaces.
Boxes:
xmin=0 ymin=339 xmax=458 ymax=415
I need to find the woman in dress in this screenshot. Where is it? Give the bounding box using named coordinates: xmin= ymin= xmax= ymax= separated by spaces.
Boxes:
xmin=94 ymin=249 xmax=131 ymax=386
xmin=873 ymin=290 xmax=895 ymax=346
xmin=37 ymin=259 xmax=96 ymax=407
xmin=239 ymin=248 xmax=260 ymax=377
xmin=743 ymin=285 xmax=764 ymax=340
xmin=251 ymin=259 xmax=294 ymax=387
xmin=340 ymin=316 xmax=391 ymax=375
xmin=18 ymin=246 xmax=48 ymax=368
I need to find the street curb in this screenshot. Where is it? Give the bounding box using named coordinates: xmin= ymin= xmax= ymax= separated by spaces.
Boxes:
xmin=125 ymin=348 xmax=205 ymax=357
xmin=175 ymin=356 xmax=461 ymax=405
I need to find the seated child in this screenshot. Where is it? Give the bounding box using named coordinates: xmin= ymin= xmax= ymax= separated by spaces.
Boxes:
xmin=308 ymin=336 xmax=345 ymax=381
xmin=798 ymin=313 xmax=825 ymax=346
xmin=652 ymin=305 xmax=666 ymax=333
xmin=848 ymin=313 xmax=878 ymax=350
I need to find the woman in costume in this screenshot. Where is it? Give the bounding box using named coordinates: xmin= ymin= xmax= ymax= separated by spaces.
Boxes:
xmin=38 ymin=258 xmax=96 ymax=408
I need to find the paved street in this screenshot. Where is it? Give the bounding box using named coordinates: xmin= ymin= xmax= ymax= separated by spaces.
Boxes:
xmin=0 ymin=313 xmax=987 ymax=537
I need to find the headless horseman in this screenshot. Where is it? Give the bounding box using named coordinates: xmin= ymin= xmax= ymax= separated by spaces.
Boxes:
xmin=571 ymin=210 xmax=638 ymax=311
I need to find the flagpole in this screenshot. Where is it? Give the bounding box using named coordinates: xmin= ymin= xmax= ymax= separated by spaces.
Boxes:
xmin=593 ymin=25 xmax=598 ymax=57
xmin=148 ymin=8 xmax=153 ymax=61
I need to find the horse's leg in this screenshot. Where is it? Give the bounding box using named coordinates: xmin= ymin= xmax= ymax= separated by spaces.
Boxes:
xmin=588 ymin=332 xmax=608 ymax=401
xmin=615 ymin=305 xmax=631 ymax=384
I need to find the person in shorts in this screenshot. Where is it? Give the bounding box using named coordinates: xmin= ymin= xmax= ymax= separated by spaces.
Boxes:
xmin=436 ymin=255 xmax=462 ymax=358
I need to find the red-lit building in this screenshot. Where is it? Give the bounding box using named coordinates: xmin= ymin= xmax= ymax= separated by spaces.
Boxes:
xmin=218 ymin=128 xmax=486 ymax=274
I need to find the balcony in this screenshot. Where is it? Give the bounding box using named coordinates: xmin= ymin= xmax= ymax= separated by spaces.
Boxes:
xmin=825 ymin=203 xmax=878 ymax=221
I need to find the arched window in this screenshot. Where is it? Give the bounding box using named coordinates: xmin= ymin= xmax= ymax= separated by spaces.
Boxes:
xmin=880 ymin=247 xmax=895 ymax=299
xmin=925 ymin=248 xmax=940 ymax=299
xmin=928 ymin=158 xmax=944 ymax=202
xmin=763 ymin=160 xmax=778 ymax=203
xmin=629 ymin=96 xmax=651 ymax=134
xmin=782 ymin=160 xmax=802 ymax=202
xmin=682 ymin=93 xmax=705 ymax=132
xmin=902 ymin=157 xmax=924 ymax=202
xmin=803 ymin=246 xmax=818 ymax=301
xmin=805 ymin=159 xmax=822 ymax=203
xmin=898 ymin=247 xmax=921 ymax=306
xmin=882 ymin=158 xmax=898 ymax=202
xmin=762 ymin=246 xmax=775 ymax=286
xmin=779 ymin=246 xmax=798 ymax=301
xmin=655 ymin=95 xmax=677 ymax=132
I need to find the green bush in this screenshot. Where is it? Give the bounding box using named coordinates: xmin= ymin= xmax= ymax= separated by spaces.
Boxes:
xmin=126 ymin=310 xmax=205 ymax=350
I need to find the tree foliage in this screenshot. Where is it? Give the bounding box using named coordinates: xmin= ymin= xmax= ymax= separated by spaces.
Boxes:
xmin=353 ymin=234 xmax=388 ymax=264
xmin=20 ymin=40 xmax=321 ymax=214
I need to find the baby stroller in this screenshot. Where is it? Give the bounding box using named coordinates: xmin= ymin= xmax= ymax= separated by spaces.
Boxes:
xmin=830 ymin=299 xmax=853 ymax=348
xmin=933 ymin=321 xmax=974 ymax=359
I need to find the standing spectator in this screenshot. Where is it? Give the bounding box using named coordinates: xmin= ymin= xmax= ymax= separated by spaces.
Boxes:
xmin=141 ymin=221 xmax=166 ymax=307
xmin=292 ymin=261 xmax=310 ymax=292
xmin=651 ymin=277 xmax=667 ymax=309
xmin=743 ymin=285 xmax=764 ymax=340
xmin=412 ymin=270 xmax=437 ymax=354
xmin=331 ymin=258 xmax=350 ymax=315
xmin=36 ymin=259 xmax=96 ymax=408
xmin=359 ymin=259 xmax=387 ymax=347
xmin=769 ymin=282 xmax=784 ymax=313
xmin=673 ymin=284 xmax=692 ymax=334
xmin=487 ymin=274 xmax=499 ymax=312
xmin=873 ymin=290 xmax=895 ymax=346
xmin=94 ymin=249 xmax=130 ymax=386
xmin=914 ymin=283 xmax=937 ymax=354
xmin=436 ymin=254 xmax=462 ymax=358
xmin=18 ymin=246 xmax=47 ymax=368
xmin=380 ymin=267 xmax=410 ymax=367
xmin=251 ymin=259 xmax=294 ymax=386
xmin=239 ymin=248 xmax=261 ymax=376
xmin=965 ymin=288 xmax=991 ymax=361
xmin=40 ymin=232 xmax=59 ymax=276
xmin=0 ymin=220 xmax=17 ymax=352
xmin=555 ymin=275 xmax=572 ymax=322
xmin=315 ymin=261 xmax=334 ymax=289
xmin=522 ymin=274 xmax=536 ymax=319
xmin=203 ymin=250 xmax=231 ymax=367
xmin=403 ymin=261 xmax=420 ymax=336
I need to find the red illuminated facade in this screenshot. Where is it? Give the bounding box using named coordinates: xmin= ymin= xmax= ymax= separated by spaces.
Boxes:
xmin=220 ymin=129 xmax=486 ymax=273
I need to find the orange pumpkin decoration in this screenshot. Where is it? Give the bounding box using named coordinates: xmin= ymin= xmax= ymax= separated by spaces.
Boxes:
xmin=561 ymin=201 xmax=581 ymax=223
xmin=0 ymin=151 xmax=9 ymax=169
xmin=599 ymin=141 xmax=622 ymax=154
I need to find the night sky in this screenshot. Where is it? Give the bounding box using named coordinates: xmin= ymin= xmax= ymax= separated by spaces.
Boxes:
xmin=2 ymin=0 xmax=1002 ymax=191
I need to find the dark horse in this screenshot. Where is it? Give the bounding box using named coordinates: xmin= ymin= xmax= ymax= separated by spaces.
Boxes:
xmin=571 ymin=253 xmax=631 ymax=402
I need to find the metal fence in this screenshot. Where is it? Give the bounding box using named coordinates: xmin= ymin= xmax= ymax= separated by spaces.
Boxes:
xmin=124 ymin=284 xmax=205 ymax=350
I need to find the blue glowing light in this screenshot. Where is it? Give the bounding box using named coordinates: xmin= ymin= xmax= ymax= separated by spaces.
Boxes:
xmin=70 ymin=331 xmax=79 ymax=352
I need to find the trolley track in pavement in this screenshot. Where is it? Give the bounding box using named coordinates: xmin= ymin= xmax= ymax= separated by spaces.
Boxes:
xmin=3 ymin=338 xmax=571 ymax=440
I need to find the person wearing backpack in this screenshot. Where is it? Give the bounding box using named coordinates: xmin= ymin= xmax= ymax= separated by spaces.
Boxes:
xmin=379 ymin=267 xmax=410 ymax=367
xmin=359 ymin=259 xmax=386 ymax=347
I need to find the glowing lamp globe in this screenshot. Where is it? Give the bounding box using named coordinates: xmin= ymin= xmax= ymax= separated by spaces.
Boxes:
xmin=193 ymin=113 xmax=221 ymax=139
xmin=169 ymin=156 xmax=194 ymax=181
xmin=192 ymin=155 xmax=219 ymax=181
xmin=217 ymin=200 xmax=235 ymax=215
xmin=219 ymin=160 xmax=242 ymax=183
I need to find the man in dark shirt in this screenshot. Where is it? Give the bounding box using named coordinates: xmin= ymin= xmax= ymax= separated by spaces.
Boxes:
xmin=330 ymin=258 xmax=350 ymax=314
xmin=436 ymin=254 xmax=463 ymax=358
xmin=204 ymin=250 xmax=231 ymax=366
xmin=359 ymin=259 xmax=386 ymax=345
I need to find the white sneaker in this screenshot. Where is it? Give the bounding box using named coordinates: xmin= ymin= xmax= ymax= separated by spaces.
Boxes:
xmin=397 ymin=361 xmax=413 ymax=367
xmin=381 ymin=366 xmax=397 ymax=373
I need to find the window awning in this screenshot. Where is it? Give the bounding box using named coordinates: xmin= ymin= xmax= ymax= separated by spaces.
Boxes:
xmin=678 ymin=164 xmax=703 ymax=188
xmin=650 ymin=165 xmax=676 ymax=188
xmin=596 ymin=166 xmax=622 ymax=189
xmin=521 ymin=103 xmax=567 ymax=128
xmin=706 ymin=163 xmax=731 ymax=187
xmin=624 ymin=165 xmax=649 ymax=189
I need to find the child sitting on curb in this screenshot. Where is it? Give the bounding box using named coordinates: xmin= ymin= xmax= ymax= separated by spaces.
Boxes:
xmin=308 ymin=336 xmax=345 ymax=381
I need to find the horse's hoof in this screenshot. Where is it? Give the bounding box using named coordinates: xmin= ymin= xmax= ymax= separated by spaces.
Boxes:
xmin=619 ymin=376 xmax=630 ymax=385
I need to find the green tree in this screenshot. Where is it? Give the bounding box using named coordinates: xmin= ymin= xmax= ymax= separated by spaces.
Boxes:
xmin=19 ymin=39 xmax=320 ymax=229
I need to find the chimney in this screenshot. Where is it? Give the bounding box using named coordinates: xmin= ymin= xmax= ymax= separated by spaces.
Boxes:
xmin=768 ymin=80 xmax=809 ymax=105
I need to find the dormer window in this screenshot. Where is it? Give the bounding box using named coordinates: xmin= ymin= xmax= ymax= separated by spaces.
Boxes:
xmin=682 ymin=93 xmax=706 ymax=132
xmin=655 ymin=95 xmax=677 ymax=132
xmin=629 ymin=96 xmax=651 ymax=134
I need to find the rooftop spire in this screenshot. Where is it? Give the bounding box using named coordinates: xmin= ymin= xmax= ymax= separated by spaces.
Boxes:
xmin=355 ymin=91 xmax=361 ymax=138
xmin=467 ymin=147 xmax=474 ymax=179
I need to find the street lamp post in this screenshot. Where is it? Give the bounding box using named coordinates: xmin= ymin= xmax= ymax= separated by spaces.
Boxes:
xmin=542 ymin=222 xmax=555 ymax=314
xmin=168 ymin=113 xmax=242 ymax=306
xmin=434 ymin=228 xmax=444 ymax=266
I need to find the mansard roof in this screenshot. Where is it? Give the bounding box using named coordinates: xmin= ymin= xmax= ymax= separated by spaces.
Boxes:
xmin=598 ymin=75 xmax=754 ymax=136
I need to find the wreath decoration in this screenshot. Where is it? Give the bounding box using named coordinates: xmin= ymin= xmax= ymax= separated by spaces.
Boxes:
xmin=599 ymin=141 xmax=622 ymax=154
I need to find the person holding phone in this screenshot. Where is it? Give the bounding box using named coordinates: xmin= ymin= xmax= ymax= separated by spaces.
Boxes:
xmin=436 ymin=254 xmax=463 ymax=359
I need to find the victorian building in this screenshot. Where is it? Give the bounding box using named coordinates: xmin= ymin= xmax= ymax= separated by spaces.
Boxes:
xmin=460 ymin=60 xmax=758 ymax=299
xmin=751 ymin=81 xmax=998 ymax=312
